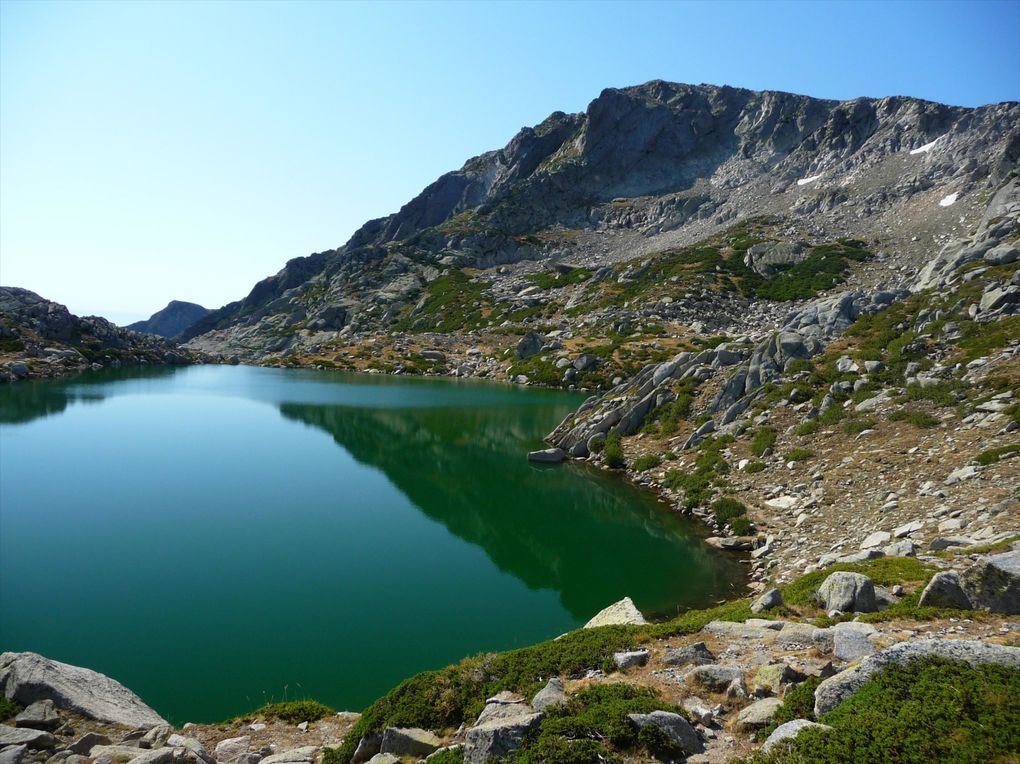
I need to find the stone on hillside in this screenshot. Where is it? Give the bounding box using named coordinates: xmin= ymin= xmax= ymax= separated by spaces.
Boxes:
xmin=918 ymin=571 xmax=973 ymax=610
xmin=814 ymin=639 xmax=1020 ymax=716
xmin=761 ymin=719 xmax=833 ymax=753
xmin=662 ymin=642 xmax=715 ymax=667
xmin=69 ymin=733 xmax=112 ymax=756
xmin=702 ymin=620 xmax=780 ymax=640
xmin=681 ymin=697 xmax=717 ymax=726
xmin=572 ymin=354 xmax=599 ymax=371
xmin=420 ymin=350 xmax=446 ymax=363
xmin=0 ymin=745 xmax=27 ymax=764
xmin=165 ymin=736 xmax=212 ymax=764
xmin=689 ymin=665 xmax=743 ymax=692
xmin=90 ymin=746 xmax=159 ymax=761
xmin=882 ymin=540 xmax=916 ymax=558
xmin=751 ymin=663 xmax=804 ymax=696
xmin=612 ymin=649 xmax=648 ymax=670
xmin=860 ymin=531 xmax=891 ymax=549
xmin=735 ymin=697 xmax=783 ymax=731
xmin=526 ymin=448 xmax=565 ymax=464
xmin=0 ymin=652 xmax=167 ymax=728
xmin=775 ymin=623 xmax=834 ymax=651
xmin=380 ymin=728 xmax=441 ymax=758
xmin=126 ymin=749 xmax=174 ymax=764
xmin=531 ymin=678 xmax=566 ymax=711
xmin=751 ymin=588 xmax=783 ymax=614
xmin=351 ymin=735 xmax=382 ymax=764
xmin=817 ymin=572 xmax=877 ymax=613
xmin=962 ymin=549 xmax=1020 ymax=614
xmin=0 ymin=725 xmax=55 ymax=750
xmin=14 ymin=700 xmax=59 ymax=731
xmin=515 ymin=332 xmax=544 ymax=359
xmin=893 ymin=520 xmax=924 ymax=538
xmin=832 ymin=629 xmax=876 ymax=662
xmin=464 ymin=701 xmax=542 ymax=764
xmin=945 ymin=465 xmax=980 ymax=485
xmin=215 ymin=737 xmax=251 ymax=762
xmin=365 ymin=756 xmax=400 ymax=764
xmin=259 ymin=747 xmax=317 ymax=764
xmin=627 ymin=711 xmax=703 ymax=755
xmin=583 ymin=597 xmax=647 ymax=628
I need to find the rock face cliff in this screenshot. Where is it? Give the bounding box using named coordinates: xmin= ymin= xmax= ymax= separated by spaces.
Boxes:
xmin=181 ymin=81 xmax=1019 ymax=358
xmin=126 ymin=301 xmax=209 ymax=339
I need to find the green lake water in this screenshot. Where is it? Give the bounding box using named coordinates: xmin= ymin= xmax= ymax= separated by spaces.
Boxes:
xmin=0 ymin=365 xmax=745 ymax=723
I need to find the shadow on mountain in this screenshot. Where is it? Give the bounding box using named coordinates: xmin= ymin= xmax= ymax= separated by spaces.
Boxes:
xmin=279 ymin=400 xmax=746 ymax=620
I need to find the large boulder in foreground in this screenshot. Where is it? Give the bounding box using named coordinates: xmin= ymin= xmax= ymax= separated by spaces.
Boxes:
xmin=0 ymin=652 xmax=166 ymax=728
xmin=813 ymin=639 xmax=1020 ymax=716
xmin=464 ymin=698 xmax=542 ymax=764
xmin=816 ymin=572 xmax=877 ymax=613
xmin=962 ymin=549 xmax=1020 ymax=614
xmin=583 ymin=597 xmax=647 ymax=628
xmin=628 ymin=710 xmax=703 ymax=755
xmin=761 ymin=719 xmax=833 ymax=753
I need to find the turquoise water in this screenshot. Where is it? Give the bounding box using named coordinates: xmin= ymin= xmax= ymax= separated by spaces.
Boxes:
xmin=0 ymin=365 xmax=745 ymax=723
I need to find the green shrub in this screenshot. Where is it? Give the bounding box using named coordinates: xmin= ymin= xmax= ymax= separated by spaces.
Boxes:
xmin=711 ymin=497 xmax=748 ymax=523
xmin=422 ymin=747 xmax=464 ymax=764
xmin=842 ymin=419 xmax=875 ymax=434
xmin=797 ymin=419 xmax=821 ymax=436
xmin=0 ymin=697 xmax=23 ymax=722
xmin=757 ymin=677 xmax=822 ymax=740
xmin=588 ymin=435 xmax=605 ymax=453
xmin=888 ymin=409 xmax=940 ymax=428
xmin=750 ymin=427 xmax=777 ymax=456
xmin=744 ymin=461 xmax=766 ymax=473
xmin=236 ymin=700 xmax=335 ymax=723
xmin=817 ymin=405 xmax=846 ymax=425
xmin=729 ymin=516 xmax=755 ymax=536
xmin=743 ymin=658 xmax=1020 ymax=764
xmin=785 ymin=448 xmax=814 ymax=462
xmin=632 ymin=454 xmax=662 ymax=472
xmin=903 ymin=381 xmax=962 ymax=407
xmin=754 ymin=240 xmax=871 ymax=301
xmin=975 ymin=444 xmax=1020 ymax=466
xmin=603 ymin=433 xmax=625 ymax=468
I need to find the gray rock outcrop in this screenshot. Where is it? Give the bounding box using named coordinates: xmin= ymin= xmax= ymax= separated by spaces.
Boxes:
xmin=961 ymin=549 xmax=1020 ymax=614
xmin=627 ymin=710 xmax=703 ymax=755
xmin=0 ymin=652 xmax=167 ymax=728
xmin=918 ymin=571 xmax=973 ymax=610
xmin=583 ymin=597 xmax=647 ymax=628
xmin=761 ymin=719 xmax=833 ymax=753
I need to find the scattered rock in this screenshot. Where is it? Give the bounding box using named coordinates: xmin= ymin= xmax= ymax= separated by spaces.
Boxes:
xmin=918 ymin=571 xmax=973 ymax=610
xmin=961 ymin=549 xmax=1020 ymax=614
xmin=583 ymin=597 xmax=647 ymax=628
xmin=0 ymin=725 xmax=56 ymax=750
xmin=735 ymin=697 xmax=783 ymax=731
xmin=662 ymin=642 xmax=715 ymax=668
xmin=215 ymin=737 xmax=251 ymax=762
xmin=689 ymin=665 xmax=743 ymax=692
xmin=761 ymin=719 xmax=833 ymax=753
xmin=750 ymin=588 xmax=783 ymax=614
xmin=380 ymin=728 xmax=441 ymax=758
xmin=464 ymin=701 xmax=542 ymax=764
xmin=14 ymin=700 xmax=59 ymax=731
xmin=526 ymin=448 xmax=565 ymax=464
xmin=627 ymin=711 xmax=703 ymax=755
xmin=531 ymin=678 xmax=566 ymax=711
xmin=612 ymin=650 xmax=649 ymax=670
xmin=817 ymin=572 xmax=877 ymax=613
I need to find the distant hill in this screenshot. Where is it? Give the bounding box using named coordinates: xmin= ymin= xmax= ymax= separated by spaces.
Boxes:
xmin=127 ymin=300 xmax=209 ymax=338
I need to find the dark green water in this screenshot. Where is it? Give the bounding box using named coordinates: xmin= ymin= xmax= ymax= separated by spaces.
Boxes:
xmin=0 ymin=365 xmax=744 ymax=723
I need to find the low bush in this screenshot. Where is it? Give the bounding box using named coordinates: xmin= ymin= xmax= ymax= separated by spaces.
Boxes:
xmin=750 ymin=427 xmax=777 ymax=457
xmin=742 ymin=658 xmax=1020 ymax=764
xmin=975 ymin=444 xmax=1020 ymax=466
xmin=786 ymin=448 xmax=814 ymax=462
xmin=888 ymin=408 xmax=940 ymax=428
xmin=235 ymin=700 xmax=335 ymax=723
xmin=603 ymin=433 xmax=625 ymax=468
xmin=729 ymin=516 xmax=756 ymax=536
xmin=711 ymin=497 xmax=748 ymax=523
xmin=797 ymin=419 xmax=821 ymax=436
xmin=0 ymin=697 xmax=23 ymax=722
xmin=841 ymin=418 xmax=875 ymax=434
xmin=744 ymin=461 xmax=766 ymax=473
xmin=632 ymin=454 xmax=662 ymax=472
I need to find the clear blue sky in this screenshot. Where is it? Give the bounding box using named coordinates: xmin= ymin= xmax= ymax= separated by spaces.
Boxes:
xmin=2 ymin=0 xmax=1018 ymax=324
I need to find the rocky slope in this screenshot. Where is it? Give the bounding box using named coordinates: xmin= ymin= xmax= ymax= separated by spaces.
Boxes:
xmin=0 ymin=288 xmax=210 ymax=382
xmin=126 ymin=301 xmax=209 ymax=339
xmin=181 ymin=81 xmax=1018 ymax=364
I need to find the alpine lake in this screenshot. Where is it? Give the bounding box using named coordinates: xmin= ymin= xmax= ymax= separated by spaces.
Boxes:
xmin=0 ymin=365 xmax=746 ymax=723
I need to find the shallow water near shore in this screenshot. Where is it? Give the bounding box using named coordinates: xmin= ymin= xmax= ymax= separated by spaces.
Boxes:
xmin=0 ymin=365 xmax=745 ymax=723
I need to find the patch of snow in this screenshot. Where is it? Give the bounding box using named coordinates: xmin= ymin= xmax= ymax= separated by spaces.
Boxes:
xmin=910 ymin=139 xmax=939 ymax=155
xmin=939 ymin=192 xmax=959 ymax=207
xmin=797 ymin=174 xmax=823 ymax=186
